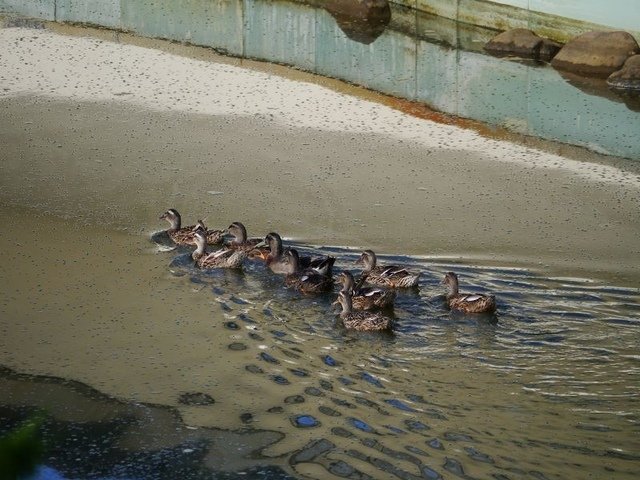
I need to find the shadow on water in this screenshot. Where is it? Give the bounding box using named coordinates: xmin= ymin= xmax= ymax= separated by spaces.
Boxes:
xmin=0 ymin=367 xmax=293 ymax=480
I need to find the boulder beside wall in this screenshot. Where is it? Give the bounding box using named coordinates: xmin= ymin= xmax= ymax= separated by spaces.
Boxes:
xmin=607 ymin=55 xmax=640 ymax=91
xmin=484 ymin=28 xmax=562 ymax=61
xmin=551 ymin=31 xmax=639 ymax=77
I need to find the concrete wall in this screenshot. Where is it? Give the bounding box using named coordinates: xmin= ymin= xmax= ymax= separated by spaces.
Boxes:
xmin=2 ymin=1 xmax=639 ymax=42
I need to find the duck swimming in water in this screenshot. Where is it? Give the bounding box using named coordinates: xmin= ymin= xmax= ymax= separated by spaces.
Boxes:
xmin=355 ymin=250 xmax=420 ymax=288
xmin=160 ymin=209 xmax=223 ymax=246
xmin=283 ymin=249 xmax=334 ymax=294
xmin=255 ymin=232 xmax=333 ymax=274
xmin=192 ymin=230 xmax=247 ymax=269
xmin=442 ymin=271 xmax=496 ymax=314
xmin=332 ymin=291 xmax=393 ymax=332
xmin=225 ymin=221 xmax=265 ymax=252
xmin=337 ymin=271 xmax=396 ymax=311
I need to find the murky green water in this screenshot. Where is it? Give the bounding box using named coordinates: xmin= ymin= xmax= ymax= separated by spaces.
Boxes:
xmin=1 ymin=92 xmax=639 ymax=479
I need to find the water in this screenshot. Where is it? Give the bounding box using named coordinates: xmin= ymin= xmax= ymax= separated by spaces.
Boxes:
xmin=1 ymin=207 xmax=639 ymax=479
xmin=1 ymin=23 xmax=640 ymax=480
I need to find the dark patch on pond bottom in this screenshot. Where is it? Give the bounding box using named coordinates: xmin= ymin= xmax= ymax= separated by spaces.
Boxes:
xmin=0 ymin=366 xmax=292 ymax=480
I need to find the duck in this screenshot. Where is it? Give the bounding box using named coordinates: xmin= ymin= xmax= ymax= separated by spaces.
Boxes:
xmin=225 ymin=221 xmax=266 ymax=253
xmin=283 ymin=249 xmax=334 ymax=294
xmin=160 ymin=209 xmax=224 ymax=246
xmin=355 ymin=249 xmax=420 ymax=288
xmin=442 ymin=271 xmax=496 ymax=314
xmin=337 ymin=271 xmax=396 ymax=311
xmin=192 ymin=230 xmax=247 ymax=269
xmin=254 ymin=232 xmax=334 ymax=274
xmin=332 ymin=291 xmax=393 ymax=332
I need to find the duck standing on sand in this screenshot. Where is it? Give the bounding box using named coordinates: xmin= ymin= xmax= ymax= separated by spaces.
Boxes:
xmin=192 ymin=230 xmax=247 ymax=269
xmin=160 ymin=208 xmax=223 ymax=246
xmin=332 ymin=291 xmax=393 ymax=331
xmin=442 ymin=271 xmax=496 ymax=314
xmin=337 ymin=271 xmax=396 ymax=310
xmin=283 ymin=249 xmax=334 ymax=294
xmin=355 ymin=250 xmax=420 ymax=288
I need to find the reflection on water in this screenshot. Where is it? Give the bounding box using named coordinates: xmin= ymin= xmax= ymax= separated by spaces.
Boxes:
xmin=0 ymin=207 xmax=639 ymax=479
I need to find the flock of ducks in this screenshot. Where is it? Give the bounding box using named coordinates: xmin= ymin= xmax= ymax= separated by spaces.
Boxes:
xmin=159 ymin=209 xmax=497 ymax=331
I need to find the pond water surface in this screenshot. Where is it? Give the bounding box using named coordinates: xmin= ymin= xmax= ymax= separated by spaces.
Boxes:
xmin=1 ymin=24 xmax=639 ymax=480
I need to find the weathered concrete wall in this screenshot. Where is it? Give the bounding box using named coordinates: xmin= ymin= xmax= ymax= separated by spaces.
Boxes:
xmin=1 ymin=0 xmax=54 ymax=20
xmin=2 ymin=1 xmax=639 ymax=42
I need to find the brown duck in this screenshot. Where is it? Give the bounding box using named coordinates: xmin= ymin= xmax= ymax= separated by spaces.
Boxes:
xmin=443 ymin=271 xmax=496 ymax=314
xmin=192 ymin=230 xmax=247 ymax=269
xmin=160 ymin=209 xmax=223 ymax=246
xmin=225 ymin=221 xmax=266 ymax=253
xmin=355 ymin=249 xmax=420 ymax=288
xmin=332 ymin=291 xmax=393 ymax=332
xmin=283 ymin=249 xmax=334 ymax=294
xmin=337 ymin=271 xmax=396 ymax=311
xmin=254 ymin=232 xmax=333 ymax=274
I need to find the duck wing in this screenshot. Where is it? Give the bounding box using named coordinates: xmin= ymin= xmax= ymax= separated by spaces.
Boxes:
xmin=450 ymin=294 xmax=496 ymax=313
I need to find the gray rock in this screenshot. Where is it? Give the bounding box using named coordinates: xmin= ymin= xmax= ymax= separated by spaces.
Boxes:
xmin=484 ymin=28 xmax=561 ymax=61
xmin=324 ymin=0 xmax=390 ymax=45
xmin=551 ymin=31 xmax=639 ymax=77
xmin=607 ymin=55 xmax=640 ymax=91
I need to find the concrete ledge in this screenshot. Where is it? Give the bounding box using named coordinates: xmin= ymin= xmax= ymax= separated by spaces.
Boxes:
xmin=395 ymin=0 xmax=640 ymax=43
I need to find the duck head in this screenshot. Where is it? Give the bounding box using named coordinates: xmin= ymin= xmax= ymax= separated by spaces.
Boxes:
xmin=337 ymin=271 xmax=355 ymax=294
xmin=227 ymin=221 xmax=248 ymax=244
xmin=331 ymin=291 xmax=352 ymax=315
xmin=442 ymin=272 xmax=459 ymax=296
xmin=192 ymin=229 xmax=207 ymax=257
xmin=283 ymin=248 xmax=301 ymax=273
xmin=355 ymin=249 xmax=377 ymax=271
xmin=264 ymin=232 xmax=283 ymax=255
xmin=160 ymin=208 xmax=181 ymax=230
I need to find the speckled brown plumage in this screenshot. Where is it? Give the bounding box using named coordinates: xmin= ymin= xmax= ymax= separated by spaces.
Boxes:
xmin=355 ymin=250 xmax=420 ymax=288
xmin=225 ymin=221 xmax=265 ymax=252
xmin=443 ymin=271 xmax=496 ymax=314
xmin=192 ymin=230 xmax=246 ymax=269
xmin=337 ymin=271 xmax=396 ymax=310
xmin=283 ymin=249 xmax=334 ymax=294
xmin=255 ymin=232 xmax=331 ymax=274
xmin=333 ymin=291 xmax=393 ymax=331
xmin=160 ymin=209 xmax=223 ymax=246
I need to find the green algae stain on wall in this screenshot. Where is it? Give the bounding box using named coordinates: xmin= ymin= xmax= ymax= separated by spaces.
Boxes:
xmin=121 ymin=0 xmax=243 ymax=56
xmin=56 ymin=0 xmax=121 ymax=29
xmin=0 ymin=0 xmax=54 ymax=20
